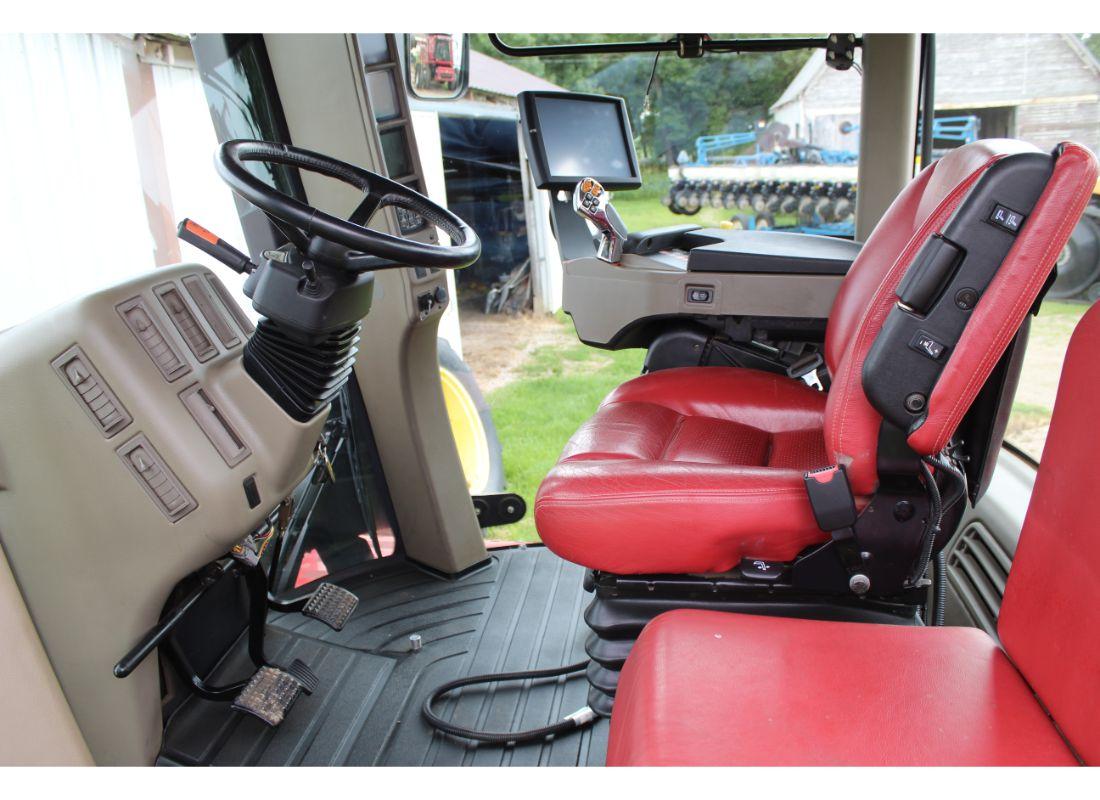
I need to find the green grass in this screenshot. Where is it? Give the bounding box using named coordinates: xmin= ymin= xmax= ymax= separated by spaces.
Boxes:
xmin=487 ymin=312 xmax=645 ymax=541
xmin=1005 ymin=299 xmax=1089 ymax=459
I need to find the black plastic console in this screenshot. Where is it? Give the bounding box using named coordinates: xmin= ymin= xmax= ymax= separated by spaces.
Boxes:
xmin=683 ymin=229 xmax=862 ymax=275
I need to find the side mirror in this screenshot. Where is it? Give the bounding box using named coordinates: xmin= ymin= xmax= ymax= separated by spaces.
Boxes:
xmin=405 ymin=34 xmax=470 ymax=100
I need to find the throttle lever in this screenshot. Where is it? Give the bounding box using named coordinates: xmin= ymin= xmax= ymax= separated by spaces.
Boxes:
xmin=177 ymin=218 xmax=257 ymax=274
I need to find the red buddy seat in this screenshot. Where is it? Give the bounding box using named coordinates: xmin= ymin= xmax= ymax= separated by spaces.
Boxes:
xmin=606 ymin=296 xmax=1100 ymax=766
xmin=536 ymin=140 xmax=1098 ymax=575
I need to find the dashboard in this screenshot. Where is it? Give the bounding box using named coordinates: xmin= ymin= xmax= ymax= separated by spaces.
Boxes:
xmin=0 ymin=265 xmax=326 ymax=764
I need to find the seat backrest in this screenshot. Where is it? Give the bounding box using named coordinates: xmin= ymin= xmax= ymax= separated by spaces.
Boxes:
xmin=822 ymin=140 xmax=1097 ymax=496
xmin=998 ymin=299 xmax=1100 ymax=765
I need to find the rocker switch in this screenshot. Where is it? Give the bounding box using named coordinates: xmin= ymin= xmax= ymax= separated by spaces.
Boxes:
xmin=910 ymin=330 xmax=947 ymax=361
xmin=988 ymin=204 xmax=1025 ymax=233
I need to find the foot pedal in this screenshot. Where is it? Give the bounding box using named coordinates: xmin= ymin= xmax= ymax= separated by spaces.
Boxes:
xmin=232 ymin=659 xmax=317 ymax=727
xmin=302 ymin=582 xmax=358 ymax=631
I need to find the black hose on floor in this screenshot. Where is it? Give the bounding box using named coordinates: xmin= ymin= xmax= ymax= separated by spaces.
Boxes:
xmin=422 ymin=660 xmax=595 ymax=745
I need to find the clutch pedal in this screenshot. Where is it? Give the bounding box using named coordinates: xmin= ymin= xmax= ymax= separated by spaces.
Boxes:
xmin=302 ymin=582 xmax=358 ymax=631
xmin=232 ymin=659 xmax=319 ymax=727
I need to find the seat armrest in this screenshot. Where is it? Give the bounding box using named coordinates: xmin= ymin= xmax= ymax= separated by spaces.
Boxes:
xmin=686 ymin=230 xmax=862 ymax=276
xmin=623 ymin=225 xmax=703 ymax=256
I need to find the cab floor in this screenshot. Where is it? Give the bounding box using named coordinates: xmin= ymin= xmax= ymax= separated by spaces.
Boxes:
xmin=158 ymin=546 xmax=607 ymax=766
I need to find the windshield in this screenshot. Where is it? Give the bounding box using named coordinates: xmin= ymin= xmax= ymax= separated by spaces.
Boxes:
xmin=470 ymin=35 xmax=862 ymax=234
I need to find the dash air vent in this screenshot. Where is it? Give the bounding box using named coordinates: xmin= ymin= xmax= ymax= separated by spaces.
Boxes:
xmin=155 ymin=283 xmax=217 ymax=362
xmin=51 ymin=345 xmax=132 ymax=438
xmin=946 ymin=521 xmax=1012 ymax=637
xmin=205 ymin=273 xmax=255 ymax=335
xmin=117 ymin=297 xmax=190 ymax=382
xmin=183 ymin=274 xmax=241 ymax=349
xmin=116 ymin=434 xmax=197 ymax=522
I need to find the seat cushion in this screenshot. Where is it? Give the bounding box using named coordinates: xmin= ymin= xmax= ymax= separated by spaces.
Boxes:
xmin=607 ymin=610 xmax=1076 ymax=766
xmin=535 ymin=367 xmax=832 ymax=574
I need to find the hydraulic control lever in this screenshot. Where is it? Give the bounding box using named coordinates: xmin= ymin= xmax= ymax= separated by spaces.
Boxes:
xmin=573 ymin=178 xmax=628 ymax=264
xmin=177 ymin=218 xmax=257 ymax=274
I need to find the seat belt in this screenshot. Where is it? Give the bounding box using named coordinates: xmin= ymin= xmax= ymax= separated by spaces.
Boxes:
xmin=803 ymin=464 xmax=870 ymax=594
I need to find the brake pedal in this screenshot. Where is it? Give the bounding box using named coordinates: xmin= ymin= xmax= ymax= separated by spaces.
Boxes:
xmin=302 ymin=582 xmax=358 ymax=631
xmin=232 ymin=659 xmax=318 ymax=727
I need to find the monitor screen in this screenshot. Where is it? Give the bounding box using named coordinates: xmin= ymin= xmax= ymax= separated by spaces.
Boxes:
xmin=520 ymin=92 xmax=641 ymax=190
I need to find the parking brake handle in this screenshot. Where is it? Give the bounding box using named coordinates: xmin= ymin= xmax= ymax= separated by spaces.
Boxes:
xmin=573 ymin=178 xmax=628 ymax=264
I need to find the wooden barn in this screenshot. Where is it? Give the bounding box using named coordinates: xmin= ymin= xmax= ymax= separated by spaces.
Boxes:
xmin=770 ymin=33 xmax=1100 ymax=155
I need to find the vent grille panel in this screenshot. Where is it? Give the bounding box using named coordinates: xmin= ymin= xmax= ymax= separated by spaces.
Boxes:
xmin=947 ymin=522 xmax=1012 ymax=637
xmin=116 ymin=434 xmax=197 ymax=522
xmin=155 ymin=282 xmax=217 ymax=362
xmin=117 ymin=297 xmax=190 ymax=381
xmin=51 ymin=345 xmax=132 ymax=438
xmin=205 ymin=273 xmax=255 ymax=335
xmin=183 ymin=274 xmax=240 ymax=349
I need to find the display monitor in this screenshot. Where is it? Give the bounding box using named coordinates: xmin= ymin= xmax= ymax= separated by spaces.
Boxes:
xmin=518 ymin=91 xmax=641 ymax=191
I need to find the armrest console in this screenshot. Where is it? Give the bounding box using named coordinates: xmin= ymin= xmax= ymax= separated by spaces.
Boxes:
xmin=684 ymin=229 xmax=862 ymax=276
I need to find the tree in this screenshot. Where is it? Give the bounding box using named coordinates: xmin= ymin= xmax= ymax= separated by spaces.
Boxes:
xmin=1082 ymin=34 xmax=1100 ymax=63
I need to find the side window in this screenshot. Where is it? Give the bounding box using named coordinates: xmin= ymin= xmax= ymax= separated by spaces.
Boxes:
xmin=935 ymin=33 xmax=1100 ymax=461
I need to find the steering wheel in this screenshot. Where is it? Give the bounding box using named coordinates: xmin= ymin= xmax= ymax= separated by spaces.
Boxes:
xmin=215 ymin=139 xmax=480 ymax=272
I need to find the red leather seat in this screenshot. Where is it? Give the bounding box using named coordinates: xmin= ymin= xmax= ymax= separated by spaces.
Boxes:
xmin=536 ymin=140 xmax=1098 ymax=575
xmin=607 ymin=611 xmax=1075 ymax=766
xmin=607 ymin=297 xmax=1100 ymax=766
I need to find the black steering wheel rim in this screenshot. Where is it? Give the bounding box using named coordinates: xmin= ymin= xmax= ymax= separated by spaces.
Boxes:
xmin=215 ymin=139 xmax=480 ymax=270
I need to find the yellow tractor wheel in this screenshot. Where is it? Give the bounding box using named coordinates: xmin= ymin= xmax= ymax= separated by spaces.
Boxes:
xmin=438 ymin=339 xmax=504 ymax=495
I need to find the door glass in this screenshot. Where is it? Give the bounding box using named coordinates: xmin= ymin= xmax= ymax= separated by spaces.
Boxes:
xmin=935 ymin=33 xmax=1100 ymax=461
xmin=192 ymin=34 xmax=308 ymax=260
xmin=271 ymin=380 xmax=401 ymax=595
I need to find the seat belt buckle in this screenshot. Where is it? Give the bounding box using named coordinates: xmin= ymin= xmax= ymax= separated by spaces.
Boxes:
xmin=786 ymin=350 xmax=824 ymax=380
xmin=803 ymin=465 xmax=857 ymax=533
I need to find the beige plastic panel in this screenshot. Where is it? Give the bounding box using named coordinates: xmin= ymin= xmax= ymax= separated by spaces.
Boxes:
xmin=0 ymin=265 xmax=326 ymax=764
xmin=563 ymin=253 xmax=845 ymax=346
xmin=0 ymin=539 xmax=92 ymax=765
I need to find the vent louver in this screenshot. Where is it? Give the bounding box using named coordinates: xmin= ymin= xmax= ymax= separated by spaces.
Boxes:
xmin=117 ymin=297 xmax=190 ymax=381
xmin=183 ymin=274 xmax=241 ymax=349
xmin=51 ymin=345 xmax=132 ymax=438
xmin=242 ymin=319 xmax=359 ymax=422
xmin=946 ymin=521 xmax=1012 ymax=637
xmin=205 ymin=273 xmax=255 ymax=335
xmin=116 ymin=434 xmax=197 ymax=522
xmin=155 ymin=283 xmax=217 ymax=362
